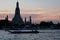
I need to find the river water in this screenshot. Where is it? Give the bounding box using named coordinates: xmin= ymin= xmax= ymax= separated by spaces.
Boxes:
xmin=0 ymin=30 xmax=60 ymax=40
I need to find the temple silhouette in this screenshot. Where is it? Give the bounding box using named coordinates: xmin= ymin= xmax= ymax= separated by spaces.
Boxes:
xmin=12 ymin=1 xmax=24 ymax=25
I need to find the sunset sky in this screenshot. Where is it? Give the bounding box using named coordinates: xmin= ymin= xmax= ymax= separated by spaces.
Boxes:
xmin=0 ymin=0 xmax=60 ymax=24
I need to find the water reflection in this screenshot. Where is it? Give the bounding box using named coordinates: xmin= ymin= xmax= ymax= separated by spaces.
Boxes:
xmin=0 ymin=30 xmax=60 ymax=40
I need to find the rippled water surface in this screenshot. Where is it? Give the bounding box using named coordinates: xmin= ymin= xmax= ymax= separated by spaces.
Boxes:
xmin=0 ymin=30 xmax=60 ymax=40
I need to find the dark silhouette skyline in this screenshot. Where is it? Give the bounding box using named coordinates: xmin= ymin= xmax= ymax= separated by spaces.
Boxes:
xmin=0 ymin=1 xmax=60 ymax=30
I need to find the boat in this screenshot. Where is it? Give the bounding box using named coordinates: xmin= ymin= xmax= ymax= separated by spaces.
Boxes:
xmin=8 ymin=30 xmax=39 ymax=34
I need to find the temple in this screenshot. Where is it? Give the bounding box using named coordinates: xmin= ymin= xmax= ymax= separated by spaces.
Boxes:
xmin=12 ymin=1 xmax=24 ymax=25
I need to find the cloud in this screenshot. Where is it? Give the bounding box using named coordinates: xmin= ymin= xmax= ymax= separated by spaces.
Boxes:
xmin=21 ymin=8 xmax=45 ymax=14
xmin=0 ymin=7 xmax=60 ymax=23
xmin=0 ymin=11 xmax=14 ymax=14
xmin=44 ymin=7 xmax=60 ymax=14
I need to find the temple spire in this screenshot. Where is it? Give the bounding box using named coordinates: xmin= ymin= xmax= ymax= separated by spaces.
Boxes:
xmin=5 ymin=15 xmax=8 ymax=21
xmin=16 ymin=1 xmax=19 ymax=8
xmin=12 ymin=1 xmax=24 ymax=25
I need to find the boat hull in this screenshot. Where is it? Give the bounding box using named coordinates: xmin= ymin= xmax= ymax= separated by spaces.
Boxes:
xmin=8 ymin=30 xmax=39 ymax=34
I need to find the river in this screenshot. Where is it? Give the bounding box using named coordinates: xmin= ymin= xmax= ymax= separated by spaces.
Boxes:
xmin=0 ymin=30 xmax=60 ymax=40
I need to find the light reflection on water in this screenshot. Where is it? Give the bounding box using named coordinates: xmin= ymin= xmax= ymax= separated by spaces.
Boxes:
xmin=0 ymin=30 xmax=60 ymax=40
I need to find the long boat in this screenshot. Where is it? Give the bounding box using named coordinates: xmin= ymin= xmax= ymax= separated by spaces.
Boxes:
xmin=8 ymin=30 xmax=39 ymax=34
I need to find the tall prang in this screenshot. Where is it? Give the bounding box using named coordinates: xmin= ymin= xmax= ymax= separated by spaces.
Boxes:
xmin=12 ymin=1 xmax=24 ymax=25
